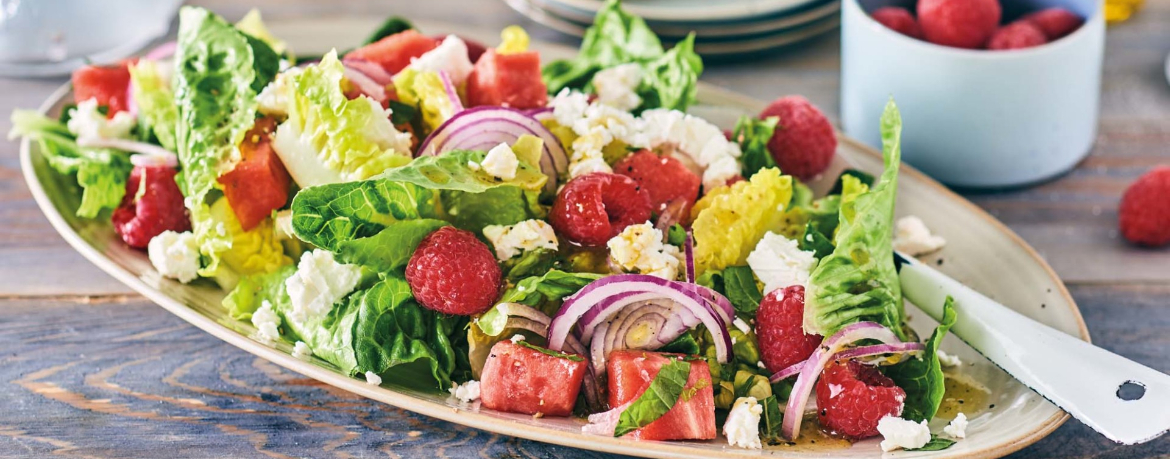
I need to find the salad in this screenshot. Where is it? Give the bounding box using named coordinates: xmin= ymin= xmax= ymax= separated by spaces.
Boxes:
xmin=10 ymin=0 xmax=968 ymax=452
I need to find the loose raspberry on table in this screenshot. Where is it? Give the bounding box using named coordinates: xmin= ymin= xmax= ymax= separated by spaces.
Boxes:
xmin=615 ymin=149 xmax=701 ymax=216
xmin=917 ymin=0 xmax=1002 ymax=49
xmin=816 ymin=360 xmax=907 ymax=439
xmin=757 ymin=286 xmax=823 ymax=374
xmin=405 ymin=226 xmax=502 ymax=315
xmin=871 ymin=7 xmax=924 ymax=39
xmin=112 ymin=165 xmax=190 ymax=249
xmin=1119 ymin=166 xmax=1170 ymax=247
xmin=987 ymin=21 xmax=1048 ymax=50
xmin=549 ymin=173 xmax=652 ymax=247
xmin=759 ymin=96 xmax=837 ymax=180
xmin=1021 ymin=7 xmax=1083 ymax=40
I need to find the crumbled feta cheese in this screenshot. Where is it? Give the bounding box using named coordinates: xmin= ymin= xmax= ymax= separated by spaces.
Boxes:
xmin=467 ymin=161 xmax=481 ymax=171
xmin=285 ymin=250 xmax=363 ymax=324
xmin=510 ymin=334 xmax=526 ymax=343
xmin=937 ymin=349 xmax=962 ymax=367
xmin=635 ymin=108 xmax=742 ymax=190
xmin=480 ymin=142 xmax=519 ymax=180
xmin=943 ymin=412 xmax=968 ymax=439
xmin=893 ymin=215 xmax=946 ymax=256
xmin=746 ymin=232 xmax=817 ymax=294
xmin=757 ymin=361 xmax=767 ymax=370
xmin=251 ymin=300 xmax=282 ymax=344
xmin=732 ymin=317 xmax=752 ymax=334
xmin=147 ymin=230 xmax=201 ymax=283
xmin=723 ymin=397 xmax=763 ymax=449
xmin=607 ymin=222 xmax=683 ymax=280
xmin=550 ymin=88 xmax=590 ymax=128
xmin=256 ymin=68 xmax=301 ymax=117
xmin=592 ymin=63 xmax=643 ymax=111
xmin=66 ymin=98 xmax=135 ymax=141
xmin=364 ymin=371 xmax=382 ymax=385
xmin=877 ymin=416 xmax=931 ymax=452
xmin=292 ymin=341 xmax=312 ymax=360
xmin=449 ymin=380 xmax=482 ymax=403
xmin=482 ymin=219 xmax=558 ymax=260
xmin=408 ymin=35 xmax=474 ymax=85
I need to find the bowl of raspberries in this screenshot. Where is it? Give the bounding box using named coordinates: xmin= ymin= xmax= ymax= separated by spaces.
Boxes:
xmin=840 ymin=0 xmax=1104 ymax=188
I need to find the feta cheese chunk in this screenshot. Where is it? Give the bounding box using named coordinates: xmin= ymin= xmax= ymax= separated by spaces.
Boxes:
xmin=364 ymin=371 xmax=382 ymax=385
xmin=943 ymin=412 xmax=968 ymax=439
xmin=509 ymin=334 xmax=526 ymax=343
xmin=937 ymin=349 xmax=962 ymax=367
xmin=746 ymin=232 xmax=817 ymax=295
xmin=877 ymin=416 xmax=931 ymax=452
xmin=592 ymin=63 xmax=643 ymax=111
xmin=893 ymin=215 xmax=947 ymax=256
xmin=409 ymin=35 xmax=474 ymax=86
xmin=66 ymin=98 xmax=135 ymax=141
xmin=285 ymin=249 xmax=363 ymax=324
xmin=636 ymin=108 xmax=742 ymax=190
xmin=147 ymin=231 xmax=201 ymax=283
xmin=292 ymin=341 xmax=313 ymax=360
xmin=449 ymin=380 xmax=481 ymax=403
xmin=723 ymin=397 xmax=763 ymax=449
xmin=480 ymin=142 xmax=520 ymax=180
xmin=482 ymin=219 xmax=559 ymax=261
xmin=607 ymin=222 xmax=683 ymax=280
xmin=732 ymin=317 xmax=752 ymax=334
xmin=251 ymin=300 xmax=282 ymax=344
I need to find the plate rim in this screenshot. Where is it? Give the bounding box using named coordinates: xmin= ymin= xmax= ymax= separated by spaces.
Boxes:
xmin=545 ymin=0 xmax=823 ymax=22
xmin=21 ymin=80 xmax=1084 ymax=458
xmin=528 ymin=0 xmax=843 ymax=39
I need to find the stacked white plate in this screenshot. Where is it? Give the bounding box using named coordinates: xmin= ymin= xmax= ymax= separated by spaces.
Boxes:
xmin=504 ymin=0 xmax=840 ymax=57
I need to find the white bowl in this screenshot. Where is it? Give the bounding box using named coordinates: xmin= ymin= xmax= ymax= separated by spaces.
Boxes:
xmin=840 ymin=0 xmax=1105 ymax=188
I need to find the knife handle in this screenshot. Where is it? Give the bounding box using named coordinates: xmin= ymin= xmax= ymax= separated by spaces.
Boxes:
xmin=896 ymin=252 xmax=1170 ymax=445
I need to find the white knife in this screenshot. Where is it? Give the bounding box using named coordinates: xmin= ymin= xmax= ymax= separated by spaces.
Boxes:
xmin=894 ymin=251 xmax=1170 ymax=445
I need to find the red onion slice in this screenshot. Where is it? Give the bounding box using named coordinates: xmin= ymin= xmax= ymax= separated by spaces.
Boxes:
xmin=342 ymin=64 xmax=387 ymax=104
xmin=547 ymin=274 xmax=732 ymax=364
xmin=684 ymin=228 xmax=695 ymax=284
xmin=521 ymin=107 xmax=553 ymax=121
xmin=586 ymin=299 xmax=697 ymax=374
xmin=438 ymin=71 xmax=463 ymax=113
xmin=340 ymin=57 xmax=393 ymax=85
xmin=768 ymin=341 xmax=926 ymax=383
xmin=782 ymin=322 xmax=902 ymax=440
xmin=416 ymin=106 xmax=567 ymax=193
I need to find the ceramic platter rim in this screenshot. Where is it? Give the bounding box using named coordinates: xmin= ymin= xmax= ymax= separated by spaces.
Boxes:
xmin=527 ymin=0 xmax=842 ymax=39
xmin=20 ymin=19 xmax=1087 ymax=459
xmin=545 ymin=0 xmax=826 ymax=22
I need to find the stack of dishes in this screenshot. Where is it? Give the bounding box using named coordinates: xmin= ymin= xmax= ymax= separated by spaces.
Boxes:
xmin=504 ymin=0 xmax=840 ymax=57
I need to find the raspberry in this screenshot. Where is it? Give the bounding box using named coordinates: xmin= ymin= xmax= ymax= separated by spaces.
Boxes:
xmin=760 ymin=96 xmax=837 ymax=180
xmin=549 ymin=173 xmax=652 ymax=247
xmin=816 ymin=360 xmax=906 ymax=439
xmin=614 ymin=149 xmax=701 ymax=216
xmin=112 ymin=165 xmax=190 ymax=249
xmin=405 ymin=226 xmax=502 ymax=315
xmin=987 ymin=21 xmax=1048 ymax=50
xmin=1119 ymin=166 xmax=1170 ymax=247
xmin=871 ymin=7 xmax=924 ymax=39
xmin=757 ymin=286 xmax=823 ymax=373
xmin=918 ymin=0 xmax=1002 ymax=49
xmin=1021 ymin=7 xmax=1083 ymax=40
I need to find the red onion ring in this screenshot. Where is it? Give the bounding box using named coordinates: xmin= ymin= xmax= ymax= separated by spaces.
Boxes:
xmin=684 ymin=228 xmax=695 ymax=284
xmin=782 ymin=322 xmax=902 ymax=440
xmin=341 ymin=57 xmax=393 ymax=85
xmin=438 ymin=70 xmax=463 ymax=113
xmin=768 ymin=341 xmax=926 ymax=383
xmin=342 ymin=64 xmax=387 ymax=104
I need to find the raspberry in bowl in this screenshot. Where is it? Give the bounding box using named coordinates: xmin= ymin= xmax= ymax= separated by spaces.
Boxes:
xmin=841 ymin=0 xmax=1104 ymax=188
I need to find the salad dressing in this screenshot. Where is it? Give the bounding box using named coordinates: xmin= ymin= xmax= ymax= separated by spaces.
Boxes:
xmin=937 ymin=372 xmax=991 ymax=419
xmin=767 ymin=422 xmax=853 ymax=450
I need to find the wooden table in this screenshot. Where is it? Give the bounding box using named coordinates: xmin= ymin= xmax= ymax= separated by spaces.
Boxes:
xmin=1 ymin=1 xmax=1167 ymax=457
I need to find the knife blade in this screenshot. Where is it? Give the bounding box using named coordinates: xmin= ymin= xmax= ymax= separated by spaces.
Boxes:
xmin=894 ymin=251 xmax=1170 ymax=445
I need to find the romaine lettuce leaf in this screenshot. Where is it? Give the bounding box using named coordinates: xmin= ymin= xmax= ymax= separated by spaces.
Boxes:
xmin=497 ymin=269 xmax=602 ymax=316
xmin=9 ymin=110 xmax=130 ymax=218
xmin=886 ymin=296 xmax=957 ymax=422
xmin=635 ymin=33 xmax=702 ymax=112
xmin=690 ymin=167 xmax=793 ymax=275
xmin=210 ymin=198 xmax=292 ymax=277
xmin=223 ymin=264 xmax=296 ymax=320
xmin=733 ymin=115 xmax=779 ymax=179
xmin=335 ymin=218 xmax=448 ymax=273
xmin=804 ymin=99 xmax=905 ymax=338
xmin=364 ymin=16 xmax=414 ymax=45
xmin=173 ymin=6 xmax=278 ymax=276
xmin=235 ymin=9 xmax=287 ymax=55
xmin=290 ymin=149 xmax=546 ymax=251
xmin=127 ymin=60 xmax=178 ymax=151
xmin=274 ymin=51 xmax=413 ymax=187
xmin=392 ymin=68 xmax=461 ymax=133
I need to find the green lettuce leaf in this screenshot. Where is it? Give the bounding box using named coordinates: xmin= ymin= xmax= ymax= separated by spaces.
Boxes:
xmin=290 ymin=149 xmax=546 ymax=251
xmin=440 ymin=185 xmax=545 ymax=236
xmin=734 ymin=115 xmax=779 ymax=179
xmin=8 ymin=110 xmax=130 ymax=218
xmin=542 ymin=0 xmax=702 ymax=112
xmin=497 ymin=269 xmax=602 ymax=316
xmin=364 ymin=16 xmax=414 ymax=45
xmin=804 ymin=99 xmax=905 ymax=338
xmin=614 ymin=358 xmax=691 ymax=437
xmin=501 ymin=248 xmax=556 ymax=281
xmin=722 ymin=266 xmax=763 ymax=316
xmin=223 ymin=264 xmax=296 ymax=320
xmin=273 ymin=51 xmax=413 ymax=187
xmin=761 ymin=395 xmax=783 ymax=442
xmin=173 ymin=6 xmax=278 ymax=276
xmin=335 ymin=219 xmax=448 ymax=272
xmin=635 ymin=33 xmax=702 ymax=111
xmin=127 ymin=60 xmax=179 ymax=151
xmin=885 ymin=296 xmax=957 ymax=422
